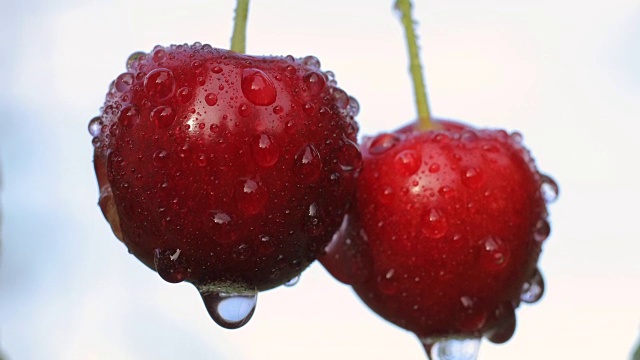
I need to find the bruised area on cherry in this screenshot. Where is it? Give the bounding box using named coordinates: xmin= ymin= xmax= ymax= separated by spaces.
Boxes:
xmin=90 ymin=43 xmax=362 ymax=327
xmin=320 ymin=120 xmax=557 ymax=345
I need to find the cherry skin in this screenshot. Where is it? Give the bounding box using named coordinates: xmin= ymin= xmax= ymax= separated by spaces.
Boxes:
xmin=90 ymin=43 xmax=361 ymax=296
xmin=321 ymin=119 xmax=555 ymax=343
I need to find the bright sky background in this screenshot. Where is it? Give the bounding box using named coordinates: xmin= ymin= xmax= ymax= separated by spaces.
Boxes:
xmin=1 ymin=0 xmax=639 ymax=359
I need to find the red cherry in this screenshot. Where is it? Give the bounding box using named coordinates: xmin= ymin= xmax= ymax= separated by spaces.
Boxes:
xmin=90 ymin=43 xmax=361 ymax=328
xmin=321 ymin=119 xmax=556 ymax=343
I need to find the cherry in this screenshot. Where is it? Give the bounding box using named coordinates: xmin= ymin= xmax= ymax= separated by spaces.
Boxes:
xmin=90 ymin=43 xmax=361 ymax=328
xmin=321 ymin=120 xmax=556 ymax=344
xmin=321 ymin=1 xmax=558 ymax=358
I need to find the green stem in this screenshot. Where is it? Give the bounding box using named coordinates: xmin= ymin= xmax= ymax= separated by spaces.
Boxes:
xmin=231 ymin=0 xmax=250 ymax=53
xmin=395 ymin=0 xmax=433 ymax=130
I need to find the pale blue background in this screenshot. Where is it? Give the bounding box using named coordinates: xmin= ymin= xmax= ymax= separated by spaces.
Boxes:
xmin=1 ymin=0 xmax=639 ymax=359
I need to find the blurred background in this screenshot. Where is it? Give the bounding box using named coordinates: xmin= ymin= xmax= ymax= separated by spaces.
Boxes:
xmin=1 ymin=0 xmax=639 ymax=359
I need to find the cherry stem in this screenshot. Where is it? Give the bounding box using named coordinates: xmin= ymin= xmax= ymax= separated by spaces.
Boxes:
xmin=395 ymin=0 xmax=433 ymax=130
xmin=231 ymin=0 xmax=250 ymax=53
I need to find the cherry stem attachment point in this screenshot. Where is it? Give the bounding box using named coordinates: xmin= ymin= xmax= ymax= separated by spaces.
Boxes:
xmin=231 ymin=0 xmax=250 ymax=54
xmin=395 ymin=0 xmax=433 ymax=130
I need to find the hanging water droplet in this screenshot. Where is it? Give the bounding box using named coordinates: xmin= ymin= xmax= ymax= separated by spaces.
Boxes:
xmin=436 ymin=338 xmax=481 ymax=360
xmin=154 ymin=248 xmax=190 ymax=283
xmin=520 ymin=268 xmax=545 ymax=303
xmin=303 ymin=71 xmax=326 ymax=95
xmin=540 ymin=174 xmax=559 ymax=203
xmin=88 ymin=116 xmax=103 ymax=137
xmin=199 ymin=286 xmax=258 ymax=329
xmin=241 ymin=68 xmax=277 ymax=106
xmin=369 ymin=133 xmax=401 ymax=155
xmin=284 ymin=275 xmax=300 ymax=287
xmin=486 ymin=303 xmax=516 ymax=344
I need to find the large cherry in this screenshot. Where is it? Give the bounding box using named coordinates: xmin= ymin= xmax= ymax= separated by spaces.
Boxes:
xmin=90 ymin=43 xmax=361 ymax=328
xmin=321 ymin=120 xmax=557 ymax=354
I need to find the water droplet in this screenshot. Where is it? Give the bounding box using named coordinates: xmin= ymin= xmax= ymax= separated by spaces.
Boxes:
xmin=540 ymin=174 xmax=559 ymax=203
xmin=304 ymin=202 xmax=326 ymax=236
xmin=421 ymin=338 xmax=481 ymax=360
xmin=284 ymin=275 xmax=300 ymax=287
xmin=284 ymin=64 xmax=297 ymax=76
xmin=241 ymin=68 xmax=277 ymax=106
xmin=480 ymin=236 xmax=509 ymax=270
xmin=88 ymin=116 xmax=103 ymax=137
xmin=510 ymin=131 xmax=523 ymax=143
xmin=369 ymin=133 xmax=401 ymax=155
xmin=238 ymin=103 xmax=253 ymax=117
xmin=152 ymin=48 xmax=166 ymax=63
xmin=347 ymin=96 xmax=360 ymax=116
xmin=520 ymin=268 xmax=545 ymax=303
xmin=461 ymin=131 xmax=479 ymax=143
xmin=294 ymin=144 xmax=322 ymax=183
xmin=302 ymin=55 xmax=321 ymax=69
xmin=486 ymin=303 xmax=516 ymax=344
xmin=273 ymin=105 xmax=284 ymax=114
xmin=302 ymin=71 xmax=326 ymax=95
xmin=154 ymin=248 xmax=190 ymax=283
xmin=199 ymin=287 xmax=258 ymax=329
xmin=456 ymin=296 xmax=487 ymax=332
xmin=205 ymin=93 xmax=218 ymax=106
xmin=303 ymin=102 xmax=315 ymax=115
xmin=533 ymin=218 xmax=550 ymax=242
xmin=235 ymin=178 xmax=268 ymax=215
xmin=153 ymin=150 xmax=169 ymax=167
xmin=337 ymin=139 xmax=362 ymax=172
xmin=394 ymin=150 xmax=421 ymax=176
xmin=429 ymin=163 xmax=441 ymax=173
xmin=252 ymin=134 xmax=280 ymax=167
xmin=258 ymin=234 xmax=275 ymax=255
xmin=151 ymin=106 xmax=176 ymax=129
xmin=332 ymin=88 xmax=349 ymax=109
xmin=126 ymin=51 xmax=145 ymax=70
xmin=117 ymin=105 xmax=140 ymax=129
xmin=115 ymin=72 xmax=134 ymax=93
xmin=462 ymin=168 xmax=484 ymax=189
xmin=144 ymin=68 xmax=176 ymax=100
xmin=176 ymin=87 xmax=193 ymax=104
xmin=423 ymin=208 xmax=448 ymax=239
xmin=211 ymin=66 xmax=223 ymax=74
